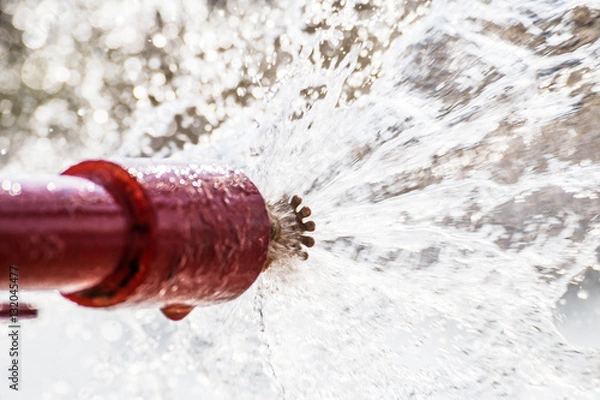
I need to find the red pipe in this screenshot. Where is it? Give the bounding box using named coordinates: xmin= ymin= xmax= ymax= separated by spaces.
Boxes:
xmin=0 ymin=160 xmax=271 ymax=320
xmin=0 ymin=303 xmax=38 ymax=319
xmin=0 ymin=175 xmax=129 ymax=293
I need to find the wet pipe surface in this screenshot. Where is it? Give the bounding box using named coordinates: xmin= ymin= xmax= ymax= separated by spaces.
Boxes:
xmin=0 ymin=160 xmax=316 ymax=321
xmin=0 ymin=160 xmax=272 ymax=321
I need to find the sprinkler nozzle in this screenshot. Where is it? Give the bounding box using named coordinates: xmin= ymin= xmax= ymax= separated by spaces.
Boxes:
xmin=0 ymin=160 xmax=317 ymax=321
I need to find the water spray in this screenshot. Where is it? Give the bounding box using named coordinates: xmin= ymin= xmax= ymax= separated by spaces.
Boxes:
xmin=0 ymin=160 xmax=315 ymax=321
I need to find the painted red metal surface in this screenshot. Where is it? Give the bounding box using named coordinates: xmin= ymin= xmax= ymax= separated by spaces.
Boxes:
xmin=0 ymin=160 xmax=271 ymax=320
xmin=0 ymin=303 xmax=38 ymax=319
xmin=0 ymin=175 xmax=129 ymax=293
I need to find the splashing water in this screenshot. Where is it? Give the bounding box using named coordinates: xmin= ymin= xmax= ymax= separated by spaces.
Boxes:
xmin=1 ymin=0 xmax=600 ymax=398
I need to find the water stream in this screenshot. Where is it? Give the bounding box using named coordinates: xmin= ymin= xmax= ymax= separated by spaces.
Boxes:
xmin=1 ymin=0 xmax=600 ymax=398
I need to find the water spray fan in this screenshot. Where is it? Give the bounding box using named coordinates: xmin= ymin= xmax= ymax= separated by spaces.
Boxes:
xmin=0 ymin=160 xmax=315 ymax=321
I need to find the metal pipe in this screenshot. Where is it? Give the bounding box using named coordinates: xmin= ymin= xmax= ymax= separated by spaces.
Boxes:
xmin=0 ymin=160 xmax=272 ymax=320
xmin=0 ymin=175 xmax=129 ymax=293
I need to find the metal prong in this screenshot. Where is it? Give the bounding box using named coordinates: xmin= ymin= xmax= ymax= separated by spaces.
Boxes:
xmin=300 ymin=235 xmax=315 ymax=247
xmin=290 ymin=195 xmax=302 ymax=210
xmin=302 ymin=220 xmax=316 ymax=232
xmin=298 ymin=206 xmax=311 ymax=218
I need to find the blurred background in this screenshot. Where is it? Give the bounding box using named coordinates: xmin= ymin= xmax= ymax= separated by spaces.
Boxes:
xmin=1 ymin=0 xmax=600 ymax=398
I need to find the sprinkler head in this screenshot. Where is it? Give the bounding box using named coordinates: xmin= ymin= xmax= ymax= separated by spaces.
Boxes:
xmin=0 ymin=160 xmax=316 ymax=321
xmin=266 ymin=195 xmax=316 ymax=269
